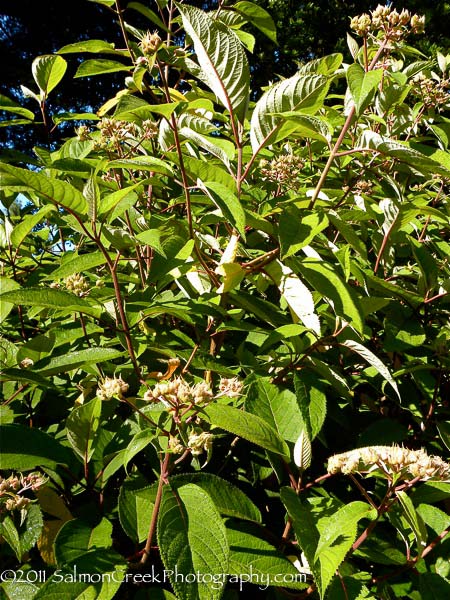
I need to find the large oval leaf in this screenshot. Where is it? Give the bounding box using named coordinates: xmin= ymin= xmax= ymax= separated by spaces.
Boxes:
xmin=250 ymin=73 xmax=330 ymax=152
xmin=177 ymin=4 xmax=250 ymax=123
xmin=202 ymin=402 xmax=290 ymax=458
xmin=158 ymin=483 xmax=229 ymax=600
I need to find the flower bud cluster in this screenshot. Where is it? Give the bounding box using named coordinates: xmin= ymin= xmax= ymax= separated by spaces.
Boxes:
xmin=64 ymin=273 xmax=90 ymax=296
xmin=411 ymin=74 xmax=450 ymax=109
xmin=327 ymin=445 xmax=450 ymax=481
xmin=188 ymin=431 xmax=213 ymax=456
xmin=350 ymin=6 xmax=425 ymax=39
xmin=96 ymin=118 xmax=139 ymax=148
xmin=144 ymin=376 xmax=213 ymax=407
xmin=218 ymin=377 xmax=244 ymax=397
xmin=20 ymin=357 xmax=34 ymax=369
xmin=260 ymin=154 xmax=304 ymax=189
xmin=96 ymin=376 xmax=129 ymax=401
xmin=75 ymin=125 xmax=91 ymax=141
xmin=140 ymin=31 xmax=162 ymax=55
xmin=0 ymin=472 xmax=47 ymax=517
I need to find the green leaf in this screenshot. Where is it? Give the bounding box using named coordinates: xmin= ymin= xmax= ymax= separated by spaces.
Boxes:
xmin=128 ymin=2 xmax=169 ymax=31
xmin=250 ymin=73 xmax=330 ymax=152
xmin=418 ymin=573 xmax=450 ymax=600
xmin=169 ymin=473 xmax=261 ymax=522
xmin=0 ymin=276 xmax=21 ymax=323
xmin=246 ymin=376 xmax=308 ymax=444
xmin=34 ymin=549 xmax=127 ymax=599
xmin=0 ymin=517 xmax=22 ymax=561
xmin=265 ymin=260 xmax=321 ymax=335
xmin=202 ymin=402 xmax=290 ymax=458
xmin=396 ymin=490 xmax=427 ymax=558
xmin=282 ymin=489 xmax=375 ymax=599
xmin=66 ymin=397 xmax=102 ymax=463
xmin=34 ymin=348 xmax=124 ymax=376
xmin=297 ymin=259 xmax=364 ymax=334
xmin=107 ymin=156 xmax=174 ymax=176
xmin=226 ymin=521 xmax=309 ymax=589
xmin=83 ymin=172 xmax=99 ymax=222
xmin=327 ymin=210 xmax=368 ymax=259
xmin=437 ymin=421 xmax=450 ymax=452
xmin=54 ymin=517 xmax=112 ymax=567
xmin=202 ymin=181 xmax=246 ymax=237
xmin=46 ymin=251 xmax=110 ymax=280
xmin=340 ymin=339 xmax=401 ymax=401
xmin=347 ymin=64 xmax=383 ymax=115
xmin=0 ymin=287 xmax=101 ymax=318
xmin=176 ymin=153 xmax=235 ymax=190
xmin=417 ymin=503 xmax=450 ymax=536
xmin=157 ymin=483 xmax=229 ymax=600
xmin=177 ymin=3 xmax=250 ymax=122
xmin=75 ymin=59 xmax=131 ymax=78
xmin=136 ymin=229 xmax=167 ymax=257
xmin=0 ymin=163 xmax=87 ymax=215
xmin=0 ymin=93 xmax=34 ymax=120
xmin=234 ymin=1 xmax=277 ymax=42
xmin=58 ymin=40 xmax=119 ymax=55
xmin=0 ymin=424 xmax=72 ymax=469
xmin=119 ymin=476 xmax=158 ymax=542
xmin=279 ymin=209 xmax=328 ymax=259
xmin=32 ymin=55 xmax=67 ymax=95
xmin=281 ymin=489 xmax=322 ymax=595
xmin=10 ymin=205 xmax=55 ymax=250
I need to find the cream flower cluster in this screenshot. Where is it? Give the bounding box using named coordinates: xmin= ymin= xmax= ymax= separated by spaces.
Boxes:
xmin=96 ymin=376 xmax=129 ymax=401
xmin=0 ymin=472 xmax=47 ymax=516
xmin=327 ymin=445 xmax=450 ymax=481
xmin=144 ymin=376 xmax=213 ymax=407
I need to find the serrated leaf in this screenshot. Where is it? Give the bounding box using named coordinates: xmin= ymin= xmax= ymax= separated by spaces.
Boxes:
xmin=297 ymin=259 xmax=364 ymax=333
xmin=250 ymin=73 xmax=330 ymax=152
xmin=118 ymin=476 xmax=158 ymax=542
xmin=246 ymin=376 xmax=308 ymax=443
xmin=279 ymin=209 xmax=328 ymax=259
xmin=83 ymin=172 xmax=99 ymax=221
xmin=347 ymin=64 xmax=383 ymax=115
xmin=10 ymin=204 xmax=55 ymax=250
xmin=75 ymin=59 xmax=131 ymax=78
xmin=46 ymin=251 xmax=110 ymax=280
xmin=169 ymin=473 xmax=261 ymax=523
xmin=34 ymin=347 xmax=124 ymax=376
xmin=107 ymin=156 xmax=174 ymax=176
xmin=0 ymin=163 xmax=87 ymax=214
xmin=0 ymin=287 xmax=101 ymax=318
xmin=265 ymin=260 xmax=321 ymax=335
xmin=282 ymin=489 xmax=375 ymax=599
xmin=54 ymin=517 xmax=112 ymax=567
xmin=396 ymin=490 xmax=427 ymax=558
xmin=341 ymin=339 xmax=401 ymax=401
xmin=234 ymin=1 xmax=277 ymax=42
xmin=158 ymin=483 xmax=229 ymax=600
xmin=177 ymin=3 xmax=250 ymax=122
xmin=66 ymin=397 xmax=102 ymax=463
xmin=202 ymin=181 xmax=246 ymax=238
xmin=226 ymin=521 xmax=309 ymax=589
xmin=58 ymin=40 xmax=119 ymax=55
xmin=202 ymin=402 xmax=290 ymax=457
xmin=32 ymin=55 xmax=67 ymax=95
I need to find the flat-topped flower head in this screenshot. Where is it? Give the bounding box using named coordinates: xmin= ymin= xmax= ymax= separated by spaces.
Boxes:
xmin=328 ymin=445 xmax=450 ymax=482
